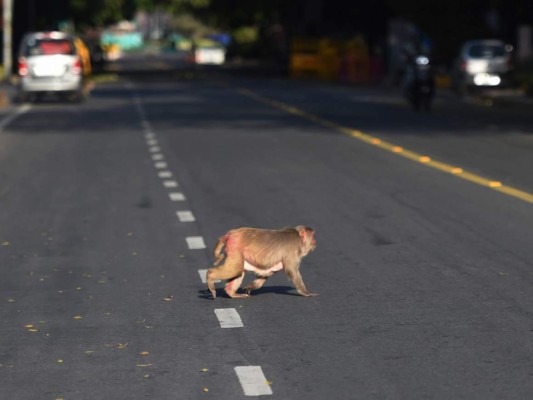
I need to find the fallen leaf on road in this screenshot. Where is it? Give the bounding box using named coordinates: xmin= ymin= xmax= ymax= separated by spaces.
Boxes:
xmin=1 ymin=241 xmax=10 ymax=246
xmin=162 ymin=295 xmax=174 ymax=301
xmin=139 ymin=351 xmax=150 ymax=356
xmin=24 ymin=324 xmax=39 ymax=332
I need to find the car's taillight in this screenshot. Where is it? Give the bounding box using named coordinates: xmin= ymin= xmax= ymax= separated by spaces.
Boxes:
xmin=18 ymin=58 xmax=28 ymax=76
xmin=72 ymin=57 xmax=82 ymax=75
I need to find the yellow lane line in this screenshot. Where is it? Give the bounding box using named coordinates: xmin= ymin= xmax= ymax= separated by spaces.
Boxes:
xmin=236 ymin=88 xmax=533 ymax=204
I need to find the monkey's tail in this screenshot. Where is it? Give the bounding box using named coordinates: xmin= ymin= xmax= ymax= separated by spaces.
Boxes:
xmin=212 ymin=234 xmax=228 ymax=266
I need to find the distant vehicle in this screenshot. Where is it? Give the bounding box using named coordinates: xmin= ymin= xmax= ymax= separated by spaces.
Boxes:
xmin=17 ymin=32 xmax=87 ymax=102
xmin=451 ymin=39 xmax=513 ymax=95
xmin=192 ymin=38 xmax=226 ymax=65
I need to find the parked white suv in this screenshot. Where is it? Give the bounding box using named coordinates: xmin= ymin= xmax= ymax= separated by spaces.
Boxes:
xmin=17 ymin=32 xmax=85 ymax=101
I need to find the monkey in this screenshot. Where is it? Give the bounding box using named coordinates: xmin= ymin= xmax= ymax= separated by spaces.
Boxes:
xmin=206 ymin=226 xmax=317 ymax=299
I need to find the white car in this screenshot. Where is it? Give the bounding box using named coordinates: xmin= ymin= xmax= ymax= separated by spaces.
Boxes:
xmin=451 ymin=39 xmax=513 ymax=94
xmin=195 ymin=46 xmax=226 ymax=65
xmin=17 ymin=31 xmax=85 ymax=101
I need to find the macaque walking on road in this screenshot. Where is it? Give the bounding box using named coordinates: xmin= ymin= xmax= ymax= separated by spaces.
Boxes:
xmin=206 ymin=226 xmax=317 ymax=299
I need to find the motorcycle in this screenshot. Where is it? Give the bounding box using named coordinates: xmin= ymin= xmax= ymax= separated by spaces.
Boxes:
xmin=403 ymin=55 xmax=435 ymax=111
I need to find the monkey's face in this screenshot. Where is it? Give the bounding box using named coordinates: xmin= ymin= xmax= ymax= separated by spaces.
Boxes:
xmin=311 ymin=236 xmax=316 ymax=251
xmin=303 ymin=230 xmax=317 ymax=254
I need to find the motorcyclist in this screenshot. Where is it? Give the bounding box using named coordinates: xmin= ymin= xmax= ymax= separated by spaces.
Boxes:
xmin=403 ymin=43 xmax=435 ymax=111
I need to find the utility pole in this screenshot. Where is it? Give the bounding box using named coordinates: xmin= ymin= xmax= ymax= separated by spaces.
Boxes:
xmin=3 ymin=0 xmax=13 ymax=80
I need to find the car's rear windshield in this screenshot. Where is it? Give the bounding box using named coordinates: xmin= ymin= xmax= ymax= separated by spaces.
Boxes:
xmin=25 ymin=39 xmax=75 ymax=56
xmin=468 ymin=45 xmax=505 ymax=58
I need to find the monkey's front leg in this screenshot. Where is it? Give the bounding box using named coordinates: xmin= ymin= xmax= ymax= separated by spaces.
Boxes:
xmin=286 ymin=265 xmax=318 ymax=297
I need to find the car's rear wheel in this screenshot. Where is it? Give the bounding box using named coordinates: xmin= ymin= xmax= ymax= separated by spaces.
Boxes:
xmin=17 ymin=90 xmax=31 ymax=103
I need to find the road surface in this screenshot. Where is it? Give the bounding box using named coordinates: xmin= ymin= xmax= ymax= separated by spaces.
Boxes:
xmin=1 ymin=70 xmax=533 ymax=399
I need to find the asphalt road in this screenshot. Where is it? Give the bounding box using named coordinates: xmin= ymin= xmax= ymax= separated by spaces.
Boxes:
xmin=1 ymin=70 xmax=533 ymax=400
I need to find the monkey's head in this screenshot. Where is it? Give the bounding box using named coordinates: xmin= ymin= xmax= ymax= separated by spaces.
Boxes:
xmin=296 ymin=226 xmax=316 ymax=255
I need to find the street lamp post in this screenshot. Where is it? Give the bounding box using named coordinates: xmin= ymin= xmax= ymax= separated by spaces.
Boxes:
xmin=3 ymin=0 xmax=13 ymax=80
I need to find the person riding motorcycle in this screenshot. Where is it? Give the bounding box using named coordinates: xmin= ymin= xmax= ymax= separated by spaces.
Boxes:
xmin=402 ymin=45 xmax=435 ymax=111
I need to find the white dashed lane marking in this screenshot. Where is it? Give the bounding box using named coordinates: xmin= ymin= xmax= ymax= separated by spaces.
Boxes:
xmin=169 ymin=192 xmax=186 ymax=201
xmin=214 ymin=308 xmax=244 ymax=328
xmin=163 ymin=180 xmax=178 ymax=188
xmin=131 ymin=85 xmax=274 ymax=396
xmin=198 ymin=269 xmax=220 ymax=283
xmin=158 ymin=171 xmax=173 ymax=178
xmin=235 ymin=366 xmax=273 ymax=396
xmin=198 ymin=269 xmax=208 ymax=283
xmin=186 ymin=236 xmax=206 ymax=249
xmin=176 ymin=210 xmax=195 ymax=222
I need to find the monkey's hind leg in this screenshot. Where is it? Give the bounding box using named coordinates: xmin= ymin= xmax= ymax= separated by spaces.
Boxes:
xmin=244 ymin=277 xmax=268 ymax=296
xmin=224 ymin=273 xmax=248 ymax=299
xmin=206 ymin=258 xmax=247 ymax=299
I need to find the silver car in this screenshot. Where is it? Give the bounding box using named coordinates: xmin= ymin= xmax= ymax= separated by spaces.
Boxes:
xmin=17 ymin=32 xmax=85 ymax=101
xmin=451 ymin=39 xmax=513 ymax=94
